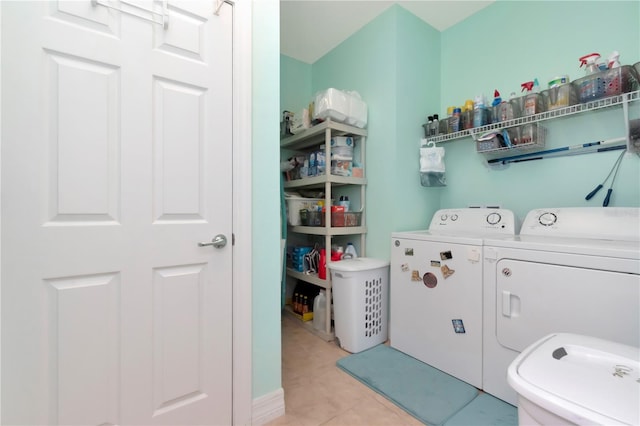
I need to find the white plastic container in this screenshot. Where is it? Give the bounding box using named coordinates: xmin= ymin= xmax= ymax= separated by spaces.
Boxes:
xmin=343 ymin=243 xmax=358 ymax=259
xmin=329 ymin=258 xmax=390 ymax=353
xmin=284 ymin=195 xmax=323 ymax=226
xmin=314 ymin=88 xmax=349 ymax=122
xmin=330 ymin=136 xmax=354 ymax=147
xmin=508 ymin=333 xmax=639 ymax=425
xmin=314 ymin=88 xmax=368 ymax=128
xmin=312 ymin=290 xmax=327 ymax=331
xmin=346 ymin=92 xmax=368 ymax=128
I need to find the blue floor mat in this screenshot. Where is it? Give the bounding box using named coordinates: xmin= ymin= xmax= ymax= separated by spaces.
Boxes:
xmin=336 ymin=344 xmax=479 ymax=425
xmin=443 ymin=393 xmax=517 ymax=426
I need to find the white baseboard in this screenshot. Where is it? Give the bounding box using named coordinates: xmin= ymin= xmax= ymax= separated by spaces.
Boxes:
xmin=252 ymin=387 xmax=285 ymax=425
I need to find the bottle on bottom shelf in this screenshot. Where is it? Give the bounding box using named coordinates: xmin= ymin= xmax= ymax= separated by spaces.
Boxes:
xmin=343 ymin=242 xmax=358 ymax=259
xmin=292 ymin=281 xmax=317 ymax=321
xmin=313 ymin=290 xmax=327 ymax=331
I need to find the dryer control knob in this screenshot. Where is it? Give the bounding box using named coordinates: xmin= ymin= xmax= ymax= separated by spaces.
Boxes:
xmin=539 ymin=212 xmax=557 ymax=226
xmin=486 ymin=212 xmax=502 ymax=225
xmin=440 ymin=214 xmax=448 ymax=221
xmin=451 ymin=214 xmax=458 ymax=221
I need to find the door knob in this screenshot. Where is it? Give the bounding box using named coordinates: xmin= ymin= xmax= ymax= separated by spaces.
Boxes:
xmin=198 ymin=234 xmax=227 ymax=248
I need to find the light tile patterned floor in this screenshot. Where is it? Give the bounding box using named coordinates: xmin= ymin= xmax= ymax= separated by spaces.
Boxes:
xmin=265 ymin=315 xmax=424 ymax=426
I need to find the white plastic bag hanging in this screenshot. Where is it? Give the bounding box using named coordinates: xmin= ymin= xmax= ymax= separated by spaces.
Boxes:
xmin=420 ymin=140 xmax=446 ymax=187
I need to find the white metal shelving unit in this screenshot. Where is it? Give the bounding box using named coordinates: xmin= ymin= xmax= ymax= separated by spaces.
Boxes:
xmin=425 ymin=90 xmax=640 ymax=157
xmin=281 ymin=119 xmax=368 ymax=339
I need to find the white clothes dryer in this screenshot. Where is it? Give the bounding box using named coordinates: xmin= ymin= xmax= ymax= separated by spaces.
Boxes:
xmin=483 ymin=207 xmax=640 ymax=405
xmin=390 ymin=208 xmax=518 ymax=388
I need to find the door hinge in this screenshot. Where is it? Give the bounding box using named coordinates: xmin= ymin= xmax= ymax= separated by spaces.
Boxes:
xmin=232 ymin=233 xmax=235 ymax=246
xmin=215 ymin=0 xmax=234 ymax=16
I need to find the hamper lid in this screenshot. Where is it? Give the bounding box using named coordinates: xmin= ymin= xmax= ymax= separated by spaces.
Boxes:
xmin=328 ymin=257 xmax=389 ymax=272
xmin=508 ymin=333 xmax=639 ymax=425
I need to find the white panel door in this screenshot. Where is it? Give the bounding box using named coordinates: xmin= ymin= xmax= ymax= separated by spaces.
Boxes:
xmin=1 ymin=1 xmax=233 ymax=424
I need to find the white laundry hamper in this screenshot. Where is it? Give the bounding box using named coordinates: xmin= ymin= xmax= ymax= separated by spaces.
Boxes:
xmin=329 ymin=258 xmax=390 ymax=353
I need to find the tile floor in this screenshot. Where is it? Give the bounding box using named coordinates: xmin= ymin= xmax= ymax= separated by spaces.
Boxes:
xmin=265 ymin=314 xmax=424 ymax=426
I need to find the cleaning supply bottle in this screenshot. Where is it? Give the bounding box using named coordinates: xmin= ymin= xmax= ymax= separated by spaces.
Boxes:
xmin=499 ymin=92 xmax=520 ymax=122
xmin=338 ymin=195 xmax=350 ymax=211
xmin=318 ymin=248 xmax=327 ymax=279
xmin=312 ymin=290 xmax=327 ymax=331
xmin=579 ymin=53 xmax=601 ymax=75
xmin=472 ymin=95 xmax=488 ymax=128
xmin=491 ymin=90 xmax=502 ymax=123
xmin=431 ymin=114 xmax=440 ymax=137
xmin=608 ymin=51 xmax=621 ymax=69
xmin=522 ymin=79 xmax=544 ymax=116
xmin=343 ymin=242 xmax=358 ymax=259
xmin=331 ymin=246 xmax=343 ymax=261
xmin=446 ymin=106 xmax=455 ymax=133
xmin=461 ymin=99 xmax=474 ymax=130
xmin=450 ymin=107 xmax=461 ymax=133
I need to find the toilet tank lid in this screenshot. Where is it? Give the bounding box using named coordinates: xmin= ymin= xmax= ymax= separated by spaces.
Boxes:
xmin=508 ymin=333 xmax=639 ymax=425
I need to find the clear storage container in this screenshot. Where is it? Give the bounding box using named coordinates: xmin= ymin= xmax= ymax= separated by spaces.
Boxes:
xmin=542 ymin=83 xmax=578 ymax=110
xmin=285 ymin=196 xmax=323 ymax=225
xmin=572 ymin=65 xmax=639 ymax=103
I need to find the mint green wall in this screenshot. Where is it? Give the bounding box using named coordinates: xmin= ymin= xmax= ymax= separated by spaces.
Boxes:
xmin=252 ymin=0 xmax=281 ymax=399
xmin=280 ymin=55 xmax=312 ymax=114
xmin=439 ymin=0 xmax=640 ymax=220
xmin=308 ymin=5 xmax=441 ymax=259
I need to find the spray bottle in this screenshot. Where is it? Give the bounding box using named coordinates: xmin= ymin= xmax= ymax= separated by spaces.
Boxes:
xmin=579 ymin=53 xmax=601 ymax=75
xmin=608 ymin=51 xmax=621 ymax=69
xmin=522 ymin=79 xmax=543 ymax=116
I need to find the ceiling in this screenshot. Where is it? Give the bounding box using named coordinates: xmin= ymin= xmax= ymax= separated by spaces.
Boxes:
xmin=280 ymin=1 xmax=495 ymax=64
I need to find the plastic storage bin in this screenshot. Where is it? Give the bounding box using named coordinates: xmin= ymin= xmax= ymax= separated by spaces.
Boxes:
xmin=299 ymin=210 xmax=323 ymax=226
xmin=285 ymin=195 xmax=323 ymax=225
xmin=329 ymin=258 xmax=390 ymax=353
xmin=572 ymin=65 xmax=639 ymax=103
xmin=542 ymin=83 xmax=578 ymax=110
xmin=331 ymin=211 xmax=362 ymax=227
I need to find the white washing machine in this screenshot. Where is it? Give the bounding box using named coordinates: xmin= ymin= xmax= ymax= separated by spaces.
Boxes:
xmin=390 ymin=208 xmax=518 ymax=388
xmin=483 ymin=207 xmax=640 ymax=405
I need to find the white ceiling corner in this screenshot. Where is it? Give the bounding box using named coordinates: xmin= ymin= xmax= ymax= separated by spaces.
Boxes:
xmin=280 ymin=1 xmax=495 ymax=64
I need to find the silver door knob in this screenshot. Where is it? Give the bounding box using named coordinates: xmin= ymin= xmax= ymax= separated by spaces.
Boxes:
xmin=198 ymin=234 xmax=227 ymax=248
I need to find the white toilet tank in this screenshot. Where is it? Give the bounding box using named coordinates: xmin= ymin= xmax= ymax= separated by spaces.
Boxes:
xmin=507 ymin=333 xmax=639 ymax=425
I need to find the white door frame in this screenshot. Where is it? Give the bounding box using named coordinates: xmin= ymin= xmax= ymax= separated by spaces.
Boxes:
xmin=0 ymin=1 xmax=253 ymax=423
xmin=231 ymin=0 xmax=253 ymax=424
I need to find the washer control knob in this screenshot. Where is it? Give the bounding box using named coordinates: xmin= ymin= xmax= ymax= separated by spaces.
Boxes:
xmin=451 ymin=214 xmax=458 ymax=221
xmin=486 ymin=212 xmax=502 ymax=225
xmin=539 ymin=212 xmax=557 ymax=226
xmin=440 ymin=214 xmax=448 ymax=221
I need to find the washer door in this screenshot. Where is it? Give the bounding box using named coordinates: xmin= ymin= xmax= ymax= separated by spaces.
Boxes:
xmin=496 ymin=259 xmax=640 ymax=352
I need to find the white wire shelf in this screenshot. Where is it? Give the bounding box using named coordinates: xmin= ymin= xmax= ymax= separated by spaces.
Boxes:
xmin=425 ymin=90 xmax=640 ymax=144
